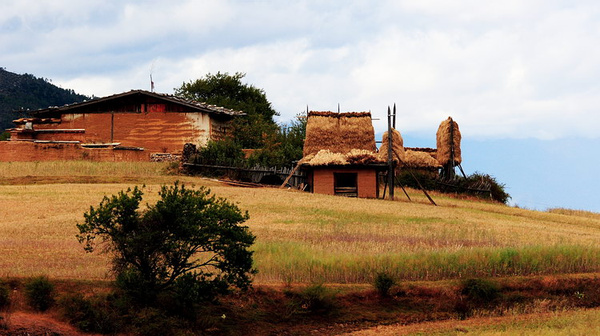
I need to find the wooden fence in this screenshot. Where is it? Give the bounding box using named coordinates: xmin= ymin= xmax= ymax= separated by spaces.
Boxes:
xmin=182 ymin=163 xmax=307 ymax=187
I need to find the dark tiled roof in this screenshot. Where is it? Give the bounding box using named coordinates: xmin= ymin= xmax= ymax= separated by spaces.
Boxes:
xmin=34 ymin=89 xmax=245 ymax=116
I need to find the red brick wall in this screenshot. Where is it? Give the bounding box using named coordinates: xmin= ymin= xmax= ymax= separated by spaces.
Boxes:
xmin=0 ymin=141 xmax=149 ymax=162
xmin=311 ymin=167 xmax=379 ymax=198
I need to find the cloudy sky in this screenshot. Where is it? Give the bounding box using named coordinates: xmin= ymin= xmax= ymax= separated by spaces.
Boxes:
xmin=2 ymin=0 xmax=599 ymax=211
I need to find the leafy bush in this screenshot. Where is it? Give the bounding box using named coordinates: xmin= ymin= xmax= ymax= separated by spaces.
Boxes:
xmin=191 ymin=139 xmax=245 ymax=168
xmin=25 ymin=276 xmax=55 ymax=311
xmin=58 ymin=293 xmax=121 ymax=333
xmin=461 ymin=278 xmax=500 ymax=303
xmin=396 ymin=171 xmax=511 ymax=204
xmin=294 ymin=283 xmax=338 ymax=315
xmin=0 ymin=131 xmax=9 ymax=141
xmin=373 ymin=272 xmax=396 ymax=297
xmin=129 ymin=307 xmax=184 ymax=336
xmin=77 ymin=182 xmax=256 ymax=306
xmin=396 ymin=170 xmax=438 ymax=191
xmin=0 ymin=281 xmax=10 ymax=308
xmin=459 ymin=173 xmax=511 ymax=204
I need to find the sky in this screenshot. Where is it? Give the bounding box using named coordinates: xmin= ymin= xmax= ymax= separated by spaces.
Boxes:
xmin=1 ymin=0 xmax=599 ymax=212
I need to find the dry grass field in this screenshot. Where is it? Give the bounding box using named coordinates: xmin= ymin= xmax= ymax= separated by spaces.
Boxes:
xmin=0 ymin=161 xmax=599 ymax=285
xmin=1 ymin=161 xmax=600 ymax=335
xmin=346 ymin=308 xmax=600 ymax=335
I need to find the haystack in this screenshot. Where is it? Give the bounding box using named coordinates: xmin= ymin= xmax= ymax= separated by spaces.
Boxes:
xmin=303 ymin=111 xmax=377 ymax=157
xmin=378 ymin=128 xmax=405 ymax=163
xmin=436 ymin=117 xmax=462 ymax=166
xmin=402 ymin=149 xmax=441 ymax=168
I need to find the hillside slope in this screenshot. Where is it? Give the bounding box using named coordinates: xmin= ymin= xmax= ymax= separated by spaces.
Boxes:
xmin=0 ymin=161 xmax=599 ymax=283
xmin=0 ymin=68 xmax=90 ymax=131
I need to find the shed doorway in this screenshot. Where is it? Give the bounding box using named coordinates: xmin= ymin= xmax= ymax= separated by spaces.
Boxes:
xmin=334 ymin=172 xmax=358 ymax=197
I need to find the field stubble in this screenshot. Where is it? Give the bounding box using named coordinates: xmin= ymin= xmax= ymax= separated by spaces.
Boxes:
xmin=0 ymin=162 xmax=599 ymax=283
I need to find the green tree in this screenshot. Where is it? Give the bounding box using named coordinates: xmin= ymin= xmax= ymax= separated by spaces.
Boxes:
xmin=175 ymin=72 xmax=278 ymax=149
xmin=248 ymin=113 xmax=307 ymax=168
xmin=76 ymin=182 xmax=256 ymax=304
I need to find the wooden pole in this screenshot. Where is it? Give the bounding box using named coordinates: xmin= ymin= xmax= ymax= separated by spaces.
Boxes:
xmin=392 ymin=148 xmax=437 ymax=206
xmin=280 ymin=163 xmax=301 ymax=188
xmin=393 ymin=103 xmax=397 ymax=129
xmin=387 ymin=106 xmax=394 ymax=200
xmin=448 ymin=117 xmax=455 ymax=180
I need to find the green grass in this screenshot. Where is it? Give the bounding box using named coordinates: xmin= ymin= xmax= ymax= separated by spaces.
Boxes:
xmin=0 ymin=161 xmax=599 ymax=284
xmin=415 ymin=309 xmax=600 ymax=335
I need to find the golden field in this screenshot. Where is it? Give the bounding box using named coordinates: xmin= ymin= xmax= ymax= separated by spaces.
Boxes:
xmin=0 ymin=161 xmax=599 ymax=284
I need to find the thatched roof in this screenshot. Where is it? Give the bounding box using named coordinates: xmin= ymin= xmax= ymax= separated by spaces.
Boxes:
xmin=436 ymin=117 xmax=462 ymax=165
xmin=302 ymin=111 xmax=382 ymax=166
xmin=302 ymin=149 xmax=384 ymax=166
xmin=303 ymin=111 xmax=377 ymax=157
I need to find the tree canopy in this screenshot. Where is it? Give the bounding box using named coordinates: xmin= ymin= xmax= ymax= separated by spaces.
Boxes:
xmin=175 ymin=72 xmax=278 ymax=149
xmin=77 ymin=182 xmax=256 ymax=304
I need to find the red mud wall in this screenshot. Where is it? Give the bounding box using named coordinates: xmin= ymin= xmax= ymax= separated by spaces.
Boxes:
xmin=312 ymin=168 xmax=378 ymax=198
xmin=32 ymin=110 xmax=213 ymax=153
xmin=0 ymin=141 xmax=149 ymax=162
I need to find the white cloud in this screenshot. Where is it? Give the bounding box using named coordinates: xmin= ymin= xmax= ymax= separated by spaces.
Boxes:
xmin=5 ymin=0 xmax=600 ymax=140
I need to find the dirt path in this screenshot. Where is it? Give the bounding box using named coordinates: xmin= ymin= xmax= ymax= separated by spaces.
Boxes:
xmin=0 ymin=312 xmax=97 ymax=336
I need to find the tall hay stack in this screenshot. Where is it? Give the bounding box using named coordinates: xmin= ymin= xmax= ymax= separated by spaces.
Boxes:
xmin=378 ymin=129 xmax=406 ymax=163
xmin=436 ymin=117 xmax=462 ymax=166
xmin=303 ymin=111 xmax=377 ymax=157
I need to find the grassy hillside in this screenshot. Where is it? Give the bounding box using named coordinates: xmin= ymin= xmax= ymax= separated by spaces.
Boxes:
xmin=0 ymin=162 xmax=599 ymax=283
xmin=0 ymin=161 xmax=599 ymax=335
xmin=0 ymin=68 xmax=89 ymax=131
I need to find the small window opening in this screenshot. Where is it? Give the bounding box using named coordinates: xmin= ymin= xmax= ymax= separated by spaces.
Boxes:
xmin=334 ymin=172 xmax=358 ymax=197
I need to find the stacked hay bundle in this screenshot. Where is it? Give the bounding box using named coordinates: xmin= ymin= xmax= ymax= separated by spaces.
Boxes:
xmin=403 ymin=149 xmax=441 ymax=168
xmin=302 ymin=111 xmax=382 ymax=166
xmin=436 ymin=117 xmax=461 ymax=166
xmin=378 ymin=128 xmax=405 ymax=164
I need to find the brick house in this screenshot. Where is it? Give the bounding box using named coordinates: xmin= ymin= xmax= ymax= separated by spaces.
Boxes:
xmin=1 ymin=90 xmax=243 ymax=161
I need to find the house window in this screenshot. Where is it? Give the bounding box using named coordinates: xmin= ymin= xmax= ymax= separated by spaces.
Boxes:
xmin=334 ymin=172 xmax=358 ymax=197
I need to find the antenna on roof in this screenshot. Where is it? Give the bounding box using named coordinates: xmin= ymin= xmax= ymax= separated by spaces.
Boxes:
xmin=150 ymin=61 xmax=156 ymax=92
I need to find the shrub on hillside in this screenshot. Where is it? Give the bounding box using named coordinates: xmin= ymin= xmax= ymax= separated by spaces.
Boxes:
xmin=373 ymin=272 xmax=396 ymax=297
xmin=191 ymin=139 xmax=245 ymax=167
xmin=25 ymin=276 xmax=55 ymax=311
xmin=461 ymin=278 xmax=500 ymax=303
xmin=0 ymin=281 xmax=10 ymax=309
xmin=58 ymin=293 xmax=121 ymax=333
xmin=291 ymin=283 xmax=338 ymax=315
xmin=396 ymin=171 xmax=511 ymax=204
xmin=77 ymin=182 xmax=256 ymax=308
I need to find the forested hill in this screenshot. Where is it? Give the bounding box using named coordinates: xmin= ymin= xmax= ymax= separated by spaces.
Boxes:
xmin=0 ymin=68 xmax=90 ymax=131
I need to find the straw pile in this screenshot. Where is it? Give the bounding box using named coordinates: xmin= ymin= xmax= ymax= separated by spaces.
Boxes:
xmin=436 ymin=117 xmax=462 ymax=166
xmin=303 ymin=111 xmax=377 ymax=157
xmin=378 ymin=128 xmax=405 ymax=163
xmin=402 ymin=149 xmax=441 ymax=168
xmin=302 ymin=149 xmax=383 ymax=166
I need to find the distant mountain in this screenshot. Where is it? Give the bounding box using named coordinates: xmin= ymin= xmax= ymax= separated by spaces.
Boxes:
xmin=0 ymin=68 xmax=91 ymax=132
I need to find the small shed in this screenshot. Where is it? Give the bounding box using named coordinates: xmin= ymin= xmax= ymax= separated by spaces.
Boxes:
xmin=300 ymin=111 xmax=386 ymax=198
